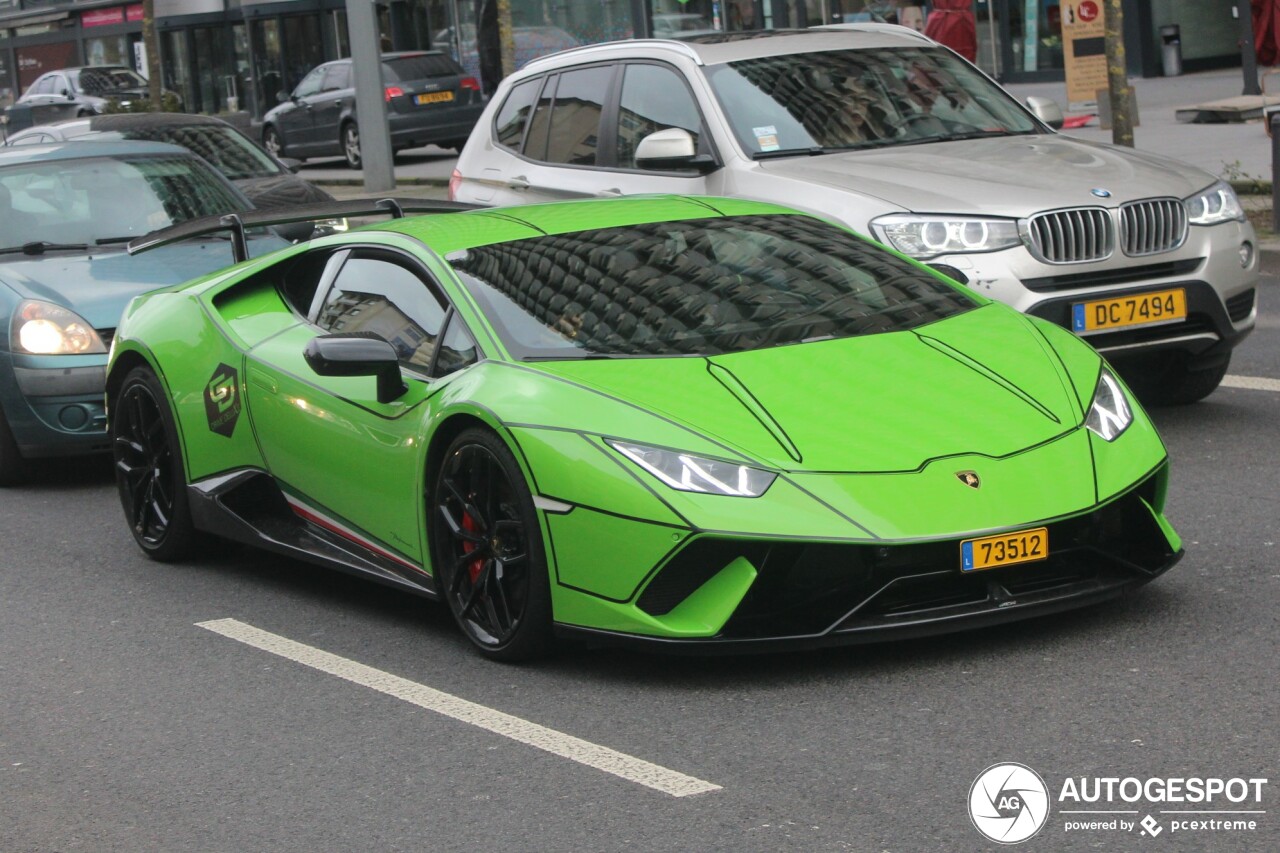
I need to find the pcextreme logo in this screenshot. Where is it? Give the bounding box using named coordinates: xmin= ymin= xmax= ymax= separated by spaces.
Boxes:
xmin=968 ymin=763 xmax=1269 ymax=843
xmin=204 ymin=363 xmax=241 ymax=437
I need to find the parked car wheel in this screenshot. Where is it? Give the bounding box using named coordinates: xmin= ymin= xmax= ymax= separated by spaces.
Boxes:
xmin=430 ymin=427 xmax=553 ymax=661
xmin=0 ymin=408 xmax=26 ymax=487
xmin=262 ymin=125 xmax=284 ymax=158
xmin=1142 ymin=355 xmax=1231 ymax=406
xmin=342 ymin=122 xmax=362 ymax=169
xmin=112 ymin=366 xmax=200 ymax=562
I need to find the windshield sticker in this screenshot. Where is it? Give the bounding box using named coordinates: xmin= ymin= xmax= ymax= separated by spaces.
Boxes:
xmin=752 ymin=125 xmax=780 ymax=152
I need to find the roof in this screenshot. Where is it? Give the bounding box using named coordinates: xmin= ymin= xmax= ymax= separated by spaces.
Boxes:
xmin=519 ymin=25 xmax=934 ymax=72
xmin=380 ymin=195 xmax=803 ymax=255
xmin=0 ymin=139 xmax=192 ymax=167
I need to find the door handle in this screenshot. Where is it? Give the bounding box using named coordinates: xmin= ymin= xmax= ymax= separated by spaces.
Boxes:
xmin=509 ymin=175 xmax=530 ymax=190
xmin=596 ymin=188 xmax=623 ymax=198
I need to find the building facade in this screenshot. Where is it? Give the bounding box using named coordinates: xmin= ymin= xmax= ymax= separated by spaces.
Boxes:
xmin=0 ymin=0 xmax=1257 ymax=123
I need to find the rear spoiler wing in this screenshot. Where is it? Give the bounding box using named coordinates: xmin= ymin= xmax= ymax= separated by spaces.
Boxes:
xmin=126 ymin=198 xmax=483 ymax=263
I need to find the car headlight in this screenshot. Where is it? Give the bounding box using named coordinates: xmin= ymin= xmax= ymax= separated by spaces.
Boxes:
xmin=10 ymin=300 xmax=107 ymax=355
xmin=871 ymin=214 xmax=1022 ymax=258
xmin=1184 ymin=181 xmax=1244 ymax=225
xmin=607 ymin=440 xmax=777 ymax=497
xmin=1084 ymin=368 xmax=1133 ymax=441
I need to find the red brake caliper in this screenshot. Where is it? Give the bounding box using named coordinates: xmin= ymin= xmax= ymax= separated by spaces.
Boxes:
xmin=461 ymin=512 xmax=484 ymax=582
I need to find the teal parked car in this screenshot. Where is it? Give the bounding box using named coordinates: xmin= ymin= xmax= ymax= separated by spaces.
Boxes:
xmin=0 ymin=141 xmax=287 ymax=484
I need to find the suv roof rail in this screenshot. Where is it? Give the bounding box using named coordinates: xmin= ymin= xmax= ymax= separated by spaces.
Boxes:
xmin=521 ymin=38 xmax=705 ymax=71
xmin=127 ymin=199 xmax=482 ymax=264
xmin=814 ymin=22 xmax=936 ymax=45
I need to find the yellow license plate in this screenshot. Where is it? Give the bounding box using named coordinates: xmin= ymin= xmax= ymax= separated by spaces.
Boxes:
xmin=1071 ymin=288 xmax=1187 ymax=333
xmin=961 ymin=527 xmax=1048 ymax=572
xmin=415 ymin=91 xmax=454 ymax=105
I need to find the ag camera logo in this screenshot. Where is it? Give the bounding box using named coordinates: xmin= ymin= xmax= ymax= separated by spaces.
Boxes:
xmin=969 ymin=762 xmax=1051 ymax=844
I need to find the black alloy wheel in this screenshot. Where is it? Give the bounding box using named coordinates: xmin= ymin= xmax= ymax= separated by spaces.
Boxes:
xmin=112 ymin=367 xmax=198 ymax=561
xmin=431 ymin=427 xmax=552 ymax=661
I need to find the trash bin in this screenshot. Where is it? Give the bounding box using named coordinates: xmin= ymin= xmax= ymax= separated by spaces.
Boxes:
xmin=1161 ymin=24 xmax=1182 ymax=77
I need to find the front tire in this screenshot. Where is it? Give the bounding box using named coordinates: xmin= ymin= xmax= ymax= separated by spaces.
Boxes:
xmin=112 ymin=367 xmax=199 ymax=561
xmin=342 ymin=122 xmax=362 ymax=169
xmin=0 ymin=407 xmax=26 ymax=487
xmin=430 ymin=427 xmax=552 ymax=661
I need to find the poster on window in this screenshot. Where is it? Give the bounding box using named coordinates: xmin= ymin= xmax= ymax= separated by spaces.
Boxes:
xmin=16 ymin=42 xmax=79 ymax=91
xmin=1062 ymin=0 xmax=1107 ymax=107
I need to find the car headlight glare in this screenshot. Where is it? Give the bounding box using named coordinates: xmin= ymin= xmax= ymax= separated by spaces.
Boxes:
xmin=1184 ymin=181 xmax=1244 ymax=225
xmin=871 ymin=214 xmax=1022 ymax=258
xmin=11 ymin=300 xmax=107 ymax=355
xmin=608 ymin=440 xmax=776 ymax=497
xmin=1084 ymin=369 xmax=1133 ymax=441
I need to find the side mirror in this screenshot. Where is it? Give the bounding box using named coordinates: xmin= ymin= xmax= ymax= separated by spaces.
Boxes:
xmin=278 ymin=89 xmax=292 ymax=102
xmin=303 ymin=334 xmax=406 ymax=403
xmin=635 ymin=127 xmax=718 ymax=173
xmin=1025 ymin=95 xmax=1065 ymax=130
xmin=65 ymin=90 xmax=74 ymax=100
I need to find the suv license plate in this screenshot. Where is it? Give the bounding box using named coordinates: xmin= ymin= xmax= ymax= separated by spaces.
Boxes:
xmin=416 ymin=91 xmax=454 ymax=105
xmin=1071 ymin=288 xmax=1187 ymax=334
xmin=961 ymin=527 xmax=1049 ymax=572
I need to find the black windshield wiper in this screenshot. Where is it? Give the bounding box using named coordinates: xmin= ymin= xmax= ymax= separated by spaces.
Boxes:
xmin=95 ymin=236 xmax=136 ymax=245
xmin=0 ymin=241 xmax=93 ymax=256
xmin=751 ymin=146 xmax=831 ymax=161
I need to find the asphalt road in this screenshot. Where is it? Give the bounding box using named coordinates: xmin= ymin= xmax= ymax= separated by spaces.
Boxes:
xmin=2 ymin=280 xmax=1278 ymax=852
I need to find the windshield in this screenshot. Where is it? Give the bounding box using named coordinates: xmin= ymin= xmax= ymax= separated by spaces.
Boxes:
xmin=75 ymin=67 xmax=148 ymax=94
xmin=450 ymin=214 xmax=976 ymax=359
xmin=704 ymin=47 xmax=1040 ymax=157
xmin=0 ymin=154 xmax=248 ymax=252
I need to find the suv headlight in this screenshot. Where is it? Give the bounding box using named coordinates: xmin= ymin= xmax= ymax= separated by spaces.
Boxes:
xmin=1184 ymin=181 xmax=1244 ymax=225
xmin=607 ymin=440 xmax=776 ymax=497
xmin=1084 ymin=369 xmax=1133 ymax=441
xmin=10 ymin=300 xmax=107 ymax=355
xmin=871 ymin=214 xmax=1022 ymax=258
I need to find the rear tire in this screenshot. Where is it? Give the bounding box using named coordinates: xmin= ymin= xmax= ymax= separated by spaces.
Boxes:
xmin=112 ymin=367 xmax=199 ymax=561
xmin=342 ymin=122 xmax=362 ymax=169
xmin=430 ymin=427 xmax=553 ymax=661
xmin=0 ymin=407 xmax=27 ymax=487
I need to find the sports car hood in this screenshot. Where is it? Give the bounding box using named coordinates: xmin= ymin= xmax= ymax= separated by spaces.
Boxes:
xmin=0 ymin=239 xmax=281 ymax=330
xmin=758 ymin=134 xmax=1213 ymax=218
xmin=536 ymin=304 xmax=1086 ymax=473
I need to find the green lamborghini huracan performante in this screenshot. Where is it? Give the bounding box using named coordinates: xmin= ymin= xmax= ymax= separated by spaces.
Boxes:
xmin=106 ymin=196 xmax=1181 ymax=660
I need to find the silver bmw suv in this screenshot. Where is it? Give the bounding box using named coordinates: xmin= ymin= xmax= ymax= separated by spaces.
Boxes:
xmin=452 ymin=26 xmax=1258 ymax=404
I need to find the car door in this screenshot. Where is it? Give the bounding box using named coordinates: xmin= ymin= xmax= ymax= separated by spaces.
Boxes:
xmin=276 ymin=65 xmax=326 ymax=154
xmin=495 ymin=61 xmax=715 ymax=205
xmin=244 ymin=246 xmax=477 ymax=568
xmin=311 ymin=62 xmax=351 ymax=152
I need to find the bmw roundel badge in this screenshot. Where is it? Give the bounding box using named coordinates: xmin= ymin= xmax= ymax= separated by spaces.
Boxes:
xmin=1090 ymin=188 xmax=1112 ymax=198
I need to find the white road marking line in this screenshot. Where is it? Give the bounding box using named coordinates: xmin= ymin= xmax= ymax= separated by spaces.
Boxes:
xmin=1222 ymin=374 xmax=1280 ymax=393
xmin=196 ymin=618 xmax=721 ymax=798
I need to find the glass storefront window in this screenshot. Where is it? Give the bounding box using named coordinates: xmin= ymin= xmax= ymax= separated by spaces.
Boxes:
xmin=283 ymin=14 xmax=325 ymax=93
xmin=1010 ymin=0 xmax=1063 ymax=73
xmin=251 ymin=18 xmax=283 ymax=113
xmin=191 ymin=26 xmax=233 ymax=113
xmin=85 ymin=35 xmax=129 ymax=68
xmin=162 ymin=30 xmax=192 ymax=111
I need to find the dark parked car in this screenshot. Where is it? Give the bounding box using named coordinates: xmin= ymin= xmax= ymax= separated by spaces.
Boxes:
xmin=5 ymin=113 xmax=335 ymax=240
xmin=261 ymin=51 xmax=486 ymax=168
xmin=3 ymin=66 xmax=180 ymax=131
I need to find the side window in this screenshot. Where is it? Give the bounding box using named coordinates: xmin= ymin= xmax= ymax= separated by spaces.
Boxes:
xmin=52 ymin=74 xmax=69 ymax=95
xmin=616 ymin=64 xmax=704 ymax=169
xmin=322 ymin=63 xmax=350 ymax=91
xmin=522 ymin=74 xmax=557 ymax=161
xmin=293 ymin=66 xmax=327 ymax=98
xmin=544 ymin=67 xmax=611 ymax=166
xmin=434 ymin=315 xmax=479 ymax=377
xmin=12 ymin=133 xmax=51 ymax=145
xmin=316 ymin=253 xmax=449 ymax=373
xmin=494 ymin=77 xmax=541 ymax=151
xmin=31 ymin=76 xmax=54 ymax=96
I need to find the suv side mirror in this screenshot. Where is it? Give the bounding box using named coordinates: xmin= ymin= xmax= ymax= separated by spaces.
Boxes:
xmin=1025 ymin=96 xmax=1065 ymax=130
xmin=635 ymin=128 xmax=717 ymax=174
xmin=303 ymin=334 xmax=406 ymax=403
